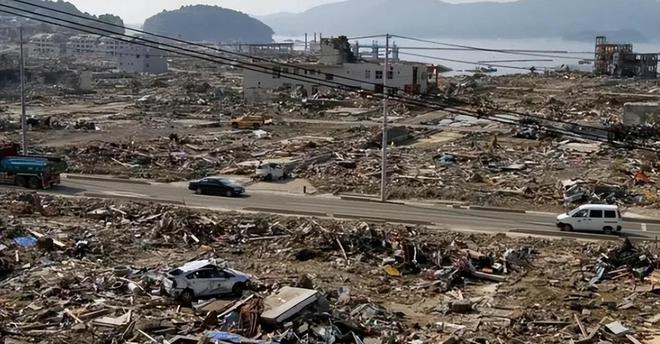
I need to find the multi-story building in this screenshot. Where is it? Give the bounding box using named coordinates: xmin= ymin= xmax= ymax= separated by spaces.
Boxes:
xmin=594 ymin=36 xmax=658 ymax=78
xmin=28 ymin=33 xmax=67 ymax=59
xmin=98 ymin=35 xmax=132 ymax=58
xmin=243 ymin=38 xmax=429 ymax=102
xmin=117 ymin=42 xmax=168 ymax=74
xmin=65 ymin=34 xmax=101 ymax=56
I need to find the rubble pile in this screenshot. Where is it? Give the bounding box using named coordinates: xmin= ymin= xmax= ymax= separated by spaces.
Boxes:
xmin=1 ymin=192 xmax=659 ymax=343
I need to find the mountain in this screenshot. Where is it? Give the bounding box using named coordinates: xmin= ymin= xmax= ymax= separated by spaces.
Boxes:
xmin=0 ymin=0 xmax=125 ymax=35
xmin=260 ymin=0 xmax=660 ymax=41
xmin=143 ymin=5 xmax=273 ymax=43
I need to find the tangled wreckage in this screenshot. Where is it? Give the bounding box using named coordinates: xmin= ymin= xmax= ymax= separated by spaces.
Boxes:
xmin=0 ymin=192 xmax=658 ymax=343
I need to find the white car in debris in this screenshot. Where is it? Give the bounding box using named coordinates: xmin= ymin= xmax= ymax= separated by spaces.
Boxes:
xmin=162 ymin=260 xmax=252 ymax=303
xmin=255 ymin=162 xmax=287 ymax=181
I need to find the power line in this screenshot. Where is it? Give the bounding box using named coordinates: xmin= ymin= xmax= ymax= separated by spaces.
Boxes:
xmin=7 ymin=0 xmax=399 ymax=91
xmin=392 ymin=34 xmax=594 ymax=61
xmin=4 ymin=3 xmax=658 ymax=153
xmin=0 ymin=4 xmax=459 ymax=120
xmin=399 ymin=51 xmax=533 ymax=71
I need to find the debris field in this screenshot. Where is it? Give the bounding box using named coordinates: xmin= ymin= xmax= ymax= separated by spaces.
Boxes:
xmin=0 ymin=192 xmax=659 ymax=343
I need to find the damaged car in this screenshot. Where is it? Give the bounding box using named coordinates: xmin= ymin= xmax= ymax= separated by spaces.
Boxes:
xmin=162 ymin=259 xmax=253 ymax=303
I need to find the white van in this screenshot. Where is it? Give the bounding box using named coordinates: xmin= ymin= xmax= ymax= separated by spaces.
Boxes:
xmin=556 ymin=204 xmax=622 ymax=234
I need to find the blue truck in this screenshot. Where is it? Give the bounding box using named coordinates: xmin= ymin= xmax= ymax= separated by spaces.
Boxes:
xmin=0 ymin=144 xmax=67 ymax=189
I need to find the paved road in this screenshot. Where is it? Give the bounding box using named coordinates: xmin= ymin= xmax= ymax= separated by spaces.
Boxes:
xmin=3 ymin=177 xmax=660 ymax=241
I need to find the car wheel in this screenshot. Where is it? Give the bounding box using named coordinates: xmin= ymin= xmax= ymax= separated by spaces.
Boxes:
xmin=232 ymin=282 xmax=245 ymax=296
xmin=179 ymin=289 xmax=194 ymax=304
xmin=561 ymin=224 xmax=573 ymax=232
xmin=603 ymin=227 xmax=613 ymax=235
xmin=28 ymin=177 xmax=42 ymax=189
xmin=195 ymin=188 xmax=203 ymax=195
xmin=15 ymin=176 xmax=27 ymax=188
xmin=265 ymin=174 xmax=272 ymax=181
xmin=225 ymin=190 xmax=233 ymax=197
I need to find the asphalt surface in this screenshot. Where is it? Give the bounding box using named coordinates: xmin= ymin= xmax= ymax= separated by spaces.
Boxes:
xmin=3 ymin=177 xmax=660 ymax=242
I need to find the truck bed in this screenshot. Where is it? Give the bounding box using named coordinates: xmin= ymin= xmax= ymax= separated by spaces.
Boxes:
xmin=0 ymin=156 xmax=67 ymax=174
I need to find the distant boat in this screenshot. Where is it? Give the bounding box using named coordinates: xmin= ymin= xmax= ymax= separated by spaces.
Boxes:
xmin=578 ymin=59 xmax=593 ymax=65
xmin=466 ymin=66 xmax=498 ymax=73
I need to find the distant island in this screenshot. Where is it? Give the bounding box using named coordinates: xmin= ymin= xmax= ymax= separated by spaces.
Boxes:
xmin=144 ymin=5 xmax=274 ymax=43
xmin=0 ymin=0 xmax=125 ymax=35
xmin=260 ymin=0 xmax=660 ymax=42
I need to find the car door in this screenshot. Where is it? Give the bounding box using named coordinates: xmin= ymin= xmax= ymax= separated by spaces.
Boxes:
xmin=570 ymin=209 xmax=589 ymax=230
xmin=588 ymin=209 xmax=604 ymax=231
xmin=218 ymin=269 xmax=236 ymax=293
xmin=205 ymin=267 xmax=232 ymax=294
xmin=604 ymin=210 xmax=619 ymax=230
xmin=199 ymin=179 xmax=214 ymax=194
xmin=186 ymin=269 xmax=214 ymax=297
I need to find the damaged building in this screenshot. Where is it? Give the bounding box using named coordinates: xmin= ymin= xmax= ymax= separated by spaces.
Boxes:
xmin=243 ymin=37 xmax=430 ymax=103
xmin=594 ymin=36 xmax=658 ymax=78
xmin=26 ymin=33 xmax=168 ymax=74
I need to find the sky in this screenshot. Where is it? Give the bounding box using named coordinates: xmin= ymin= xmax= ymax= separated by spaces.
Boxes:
xmin=68 ymin=0 xmax=510 ymax=24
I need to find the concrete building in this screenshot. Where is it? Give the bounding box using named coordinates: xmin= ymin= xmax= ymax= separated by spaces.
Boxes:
xmin=221 ymin=43 xmax=294 ymax=57
xmin=66 ymin=34 xmax=101 ymax=57
xmin=28 ymin=33 xmax=67 ymax=59
xmin=244 ymin=38 xmax=428 ymax=103
xmin=594 ymin=36 xmax=658 ymax=78
xmin=98 ymin=36 xmax=132 ymax=58
xmin=117 ymin=43 xmax=168 ymax=74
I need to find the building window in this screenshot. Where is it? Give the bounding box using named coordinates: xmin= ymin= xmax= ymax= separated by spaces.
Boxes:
xmin=325 ymin=73 xmax=334 ymax=81
xmin=387 ymin=71 xmax=393 ymax=79
xmin=283 ymin=67 xmax=289 ymax=74
xmin=375 ymin=71 xmax=383 ymax=80
xmin=309 ymin=70 xmax=316 ymax=75
xmin=294 ymin=68 xmax=299 ymax=75
xmin=365 ymin=70 xmax=371 ymax=79
xmin=272 ymin=67 xmax=281 ymax=79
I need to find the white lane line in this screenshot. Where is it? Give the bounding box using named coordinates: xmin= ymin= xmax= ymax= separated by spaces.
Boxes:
xmin=642 ymin=223 xmax=648 ymax=232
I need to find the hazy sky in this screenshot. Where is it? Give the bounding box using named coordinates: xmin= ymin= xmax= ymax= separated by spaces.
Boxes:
xmin=68 ymin=0 xmax=509 ymax=24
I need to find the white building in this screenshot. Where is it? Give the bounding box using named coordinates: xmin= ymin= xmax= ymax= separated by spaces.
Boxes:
xmin=117 ymin=43 xmax=168 ymax=74
xmin=98 ymin=36 xmax=132 ymax=58
xmin=66 ymin=34 xmax=101 ymax=56
xmin=28 ymin=33 xmax=67 ymax=58
xmin=243 ymin=38 xmax=428 ymax=103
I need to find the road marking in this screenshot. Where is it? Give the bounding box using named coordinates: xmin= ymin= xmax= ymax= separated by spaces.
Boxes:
xmin=642 ymin=223 xmax=648 ymax=232
xmin=102 ymin=191 xmax=150 ymax=198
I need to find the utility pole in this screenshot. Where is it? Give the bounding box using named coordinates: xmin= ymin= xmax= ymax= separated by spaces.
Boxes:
xmin=380 ymin=34 xmax=390 ymax=202
xmin=19 ymin=26 xmax=27 ymax=155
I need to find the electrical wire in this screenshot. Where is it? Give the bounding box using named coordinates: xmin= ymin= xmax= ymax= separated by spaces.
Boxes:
xmin=392 ymin=34 xmax=594 ymax=61
xmin=7 ymin=0 xmax=400 ymax=90
xmin=398 ymin=51 xmax=533 ymax=71
xmin=4 ymin=3 xmax=658 ymax=152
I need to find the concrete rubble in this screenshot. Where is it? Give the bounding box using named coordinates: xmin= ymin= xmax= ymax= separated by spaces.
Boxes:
xmin=0 ymin=192 xmax=658 ymax=343
xmin=3 ymin=61 xmax=660 ymax=213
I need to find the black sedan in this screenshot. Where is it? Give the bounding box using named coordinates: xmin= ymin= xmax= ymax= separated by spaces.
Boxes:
xmin=188 ymin=177 xmax=245 ymax=197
